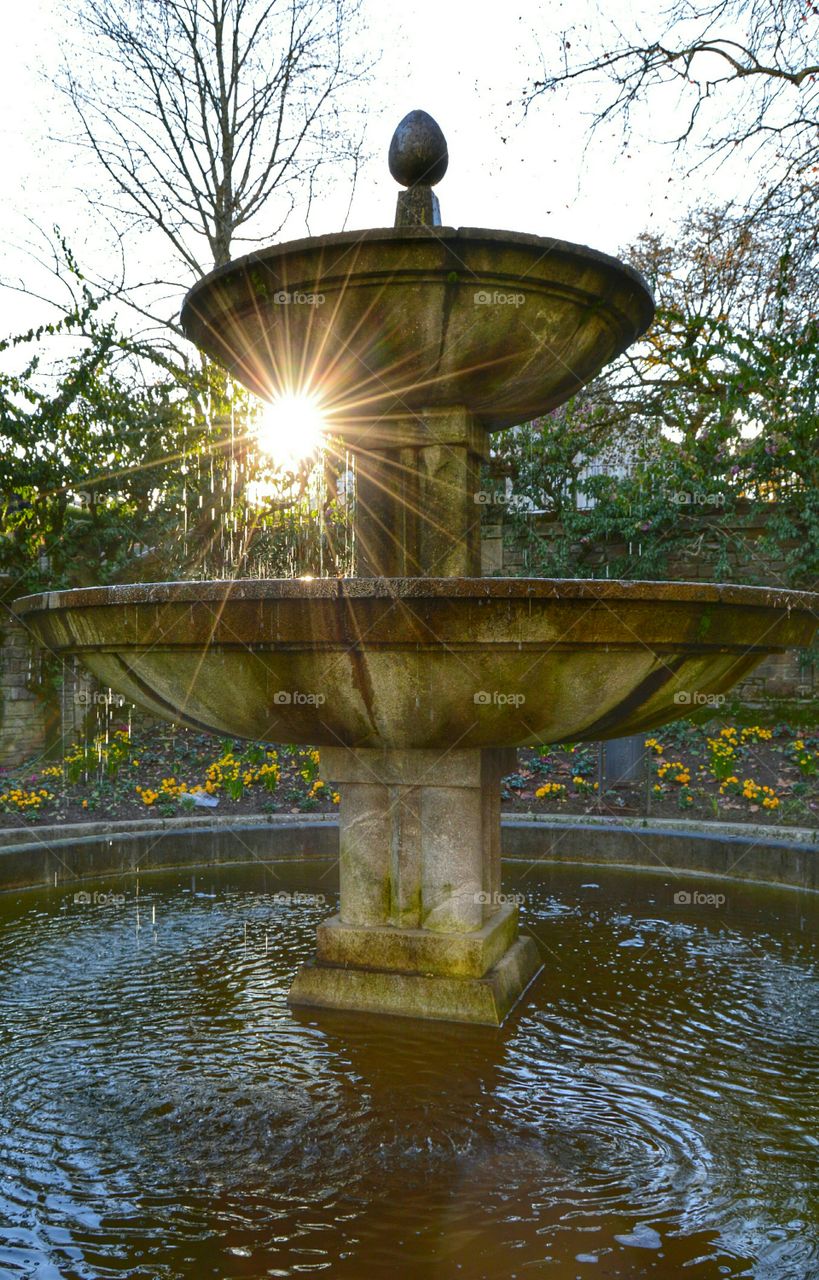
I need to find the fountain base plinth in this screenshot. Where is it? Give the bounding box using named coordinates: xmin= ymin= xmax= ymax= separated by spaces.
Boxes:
xmin=287 ymin=934 xmax=542 ymax=1026
xmin=288 ymin=745 xmax=544 ymax=1024
xmin=315 ymin=902 xmax=519 ymax=977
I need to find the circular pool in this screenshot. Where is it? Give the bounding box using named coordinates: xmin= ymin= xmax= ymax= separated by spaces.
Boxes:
xmin=0 ymin=859 xmax=816 ymax=1278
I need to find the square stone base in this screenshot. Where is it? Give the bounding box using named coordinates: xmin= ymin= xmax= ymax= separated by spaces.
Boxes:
xmin=287 ymin=935 xmax=543 ymax=1027
xmin=315 ymin=904 xmax=519 ymax=978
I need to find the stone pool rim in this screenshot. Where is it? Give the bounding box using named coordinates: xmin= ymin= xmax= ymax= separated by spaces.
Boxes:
xmin=0 ymin=813 xmax=815 ymax=894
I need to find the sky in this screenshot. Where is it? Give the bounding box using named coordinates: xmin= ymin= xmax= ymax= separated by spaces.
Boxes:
xmin=0 ymin=0 xmax=752 ymax=341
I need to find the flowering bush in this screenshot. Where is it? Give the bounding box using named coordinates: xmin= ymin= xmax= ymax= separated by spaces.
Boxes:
xmin=656 ymin=759 xmax=691 ymax=786
xmin=706 ymin=729 xmax=739 ymax=781
xmin=740 ymin=779 xmax=779 ymax=810
xmin=63 ymin=728 xmax=132 ymax=784
xmin=740 ymin=726 xmax=773 ymax=744
xmin=791 ymin=740 xmax=818 ymax=777
xmin=535 ymin=782 xmax=567 ymax=800
xmin=647 ymin=726 xmax=792 ymax=816
xmin=0 ymin=786 xmax=51 ymax=812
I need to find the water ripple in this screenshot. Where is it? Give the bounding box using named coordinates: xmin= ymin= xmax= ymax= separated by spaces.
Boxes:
xmin=0 ymin=861 xmax=816 ymax=1278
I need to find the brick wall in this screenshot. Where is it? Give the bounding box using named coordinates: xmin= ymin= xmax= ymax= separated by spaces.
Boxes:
xmin=0 ymin=607 xmax=52 ymax=766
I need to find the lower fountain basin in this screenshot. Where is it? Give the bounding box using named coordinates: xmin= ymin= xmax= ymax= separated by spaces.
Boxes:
xmin=0 ymin=859 xmax=817 ymax=1277
xmin=16 ymin=578 xmax=817 ymax=748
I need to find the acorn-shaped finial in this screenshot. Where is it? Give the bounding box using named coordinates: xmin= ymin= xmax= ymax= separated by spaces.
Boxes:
xmin=389 ymin=110 xmax=448 ymax=188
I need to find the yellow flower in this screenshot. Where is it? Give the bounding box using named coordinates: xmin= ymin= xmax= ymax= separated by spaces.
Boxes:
xmin=535 ymin=782 xmax=567 ymax=799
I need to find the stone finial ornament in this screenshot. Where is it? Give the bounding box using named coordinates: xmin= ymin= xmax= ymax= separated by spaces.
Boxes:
xmin=389 ymin=110 xmax=448 ymax=228
xmin=389 ymin=110 xmax=449 ymax=187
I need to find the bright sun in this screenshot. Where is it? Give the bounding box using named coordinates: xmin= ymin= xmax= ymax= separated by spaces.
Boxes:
xmin=256 ymin=393 xmax=325 ymax=469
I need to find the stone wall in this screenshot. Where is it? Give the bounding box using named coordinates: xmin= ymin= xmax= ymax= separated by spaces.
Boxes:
xmin=0 ymin=605 xmax=52 ymax=766
xmin=0 ymin=566 xmax=107 ymax=768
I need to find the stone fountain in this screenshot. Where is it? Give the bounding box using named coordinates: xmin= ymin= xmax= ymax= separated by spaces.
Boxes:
xmin=16 ymin=112 xmax=818 ymax=1025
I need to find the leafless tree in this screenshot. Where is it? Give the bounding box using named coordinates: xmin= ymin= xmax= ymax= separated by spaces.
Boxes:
xmin=523 ymin=0 xmax=819 ymax=233
xmin=59 ymin=0 xmax=372 ymax=280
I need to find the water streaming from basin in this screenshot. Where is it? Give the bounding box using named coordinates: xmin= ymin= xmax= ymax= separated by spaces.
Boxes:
xmin=0 ymin=859 xmax=816 ymax=1278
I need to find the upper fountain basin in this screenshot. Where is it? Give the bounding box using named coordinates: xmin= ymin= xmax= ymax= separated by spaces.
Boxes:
xmin=180 ymin=227 xmax=654 ymax=430
xmin=15 ymin=578 xmax=816 ymax=749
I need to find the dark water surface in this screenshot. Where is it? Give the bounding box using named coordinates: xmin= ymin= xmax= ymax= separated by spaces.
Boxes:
xmin=0 ymin=859 xmax=816 ymax=1279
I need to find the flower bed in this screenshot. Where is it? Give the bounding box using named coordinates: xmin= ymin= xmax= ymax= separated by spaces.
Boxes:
xmin=502 ymin=720 xmax=817 ymax=826
xmin=0 ymin=720 xmax=815 ymax=828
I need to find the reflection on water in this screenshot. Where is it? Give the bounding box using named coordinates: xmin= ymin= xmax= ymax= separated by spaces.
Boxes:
xmin=0 ymin=859 xmax=817 ymax=1279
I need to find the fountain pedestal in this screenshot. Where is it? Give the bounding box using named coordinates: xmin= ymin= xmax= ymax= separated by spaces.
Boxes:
xmin=288 ymin=747 xmax=542 ymax=1024
xmin=350 ymin=407 xmax=487 ymax=578
xmin=288 ymin=398 xmax=543 ymax=1022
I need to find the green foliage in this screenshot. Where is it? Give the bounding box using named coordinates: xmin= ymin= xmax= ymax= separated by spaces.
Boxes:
xmin=495 ymin=209 xmax=819 ymax=593
xmin=0 ymin=245 xmax=352 ymax=595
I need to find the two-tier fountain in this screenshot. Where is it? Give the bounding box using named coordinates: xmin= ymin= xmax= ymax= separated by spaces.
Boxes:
xmin=17 ymin=112 xmax=818 ymax=1025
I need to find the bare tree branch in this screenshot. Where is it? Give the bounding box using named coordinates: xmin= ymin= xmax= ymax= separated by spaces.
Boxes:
xmin=57 ymin=0 xmax=373 ymax=282
xmin=523 ymin=0 xmax=819 ymax=230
